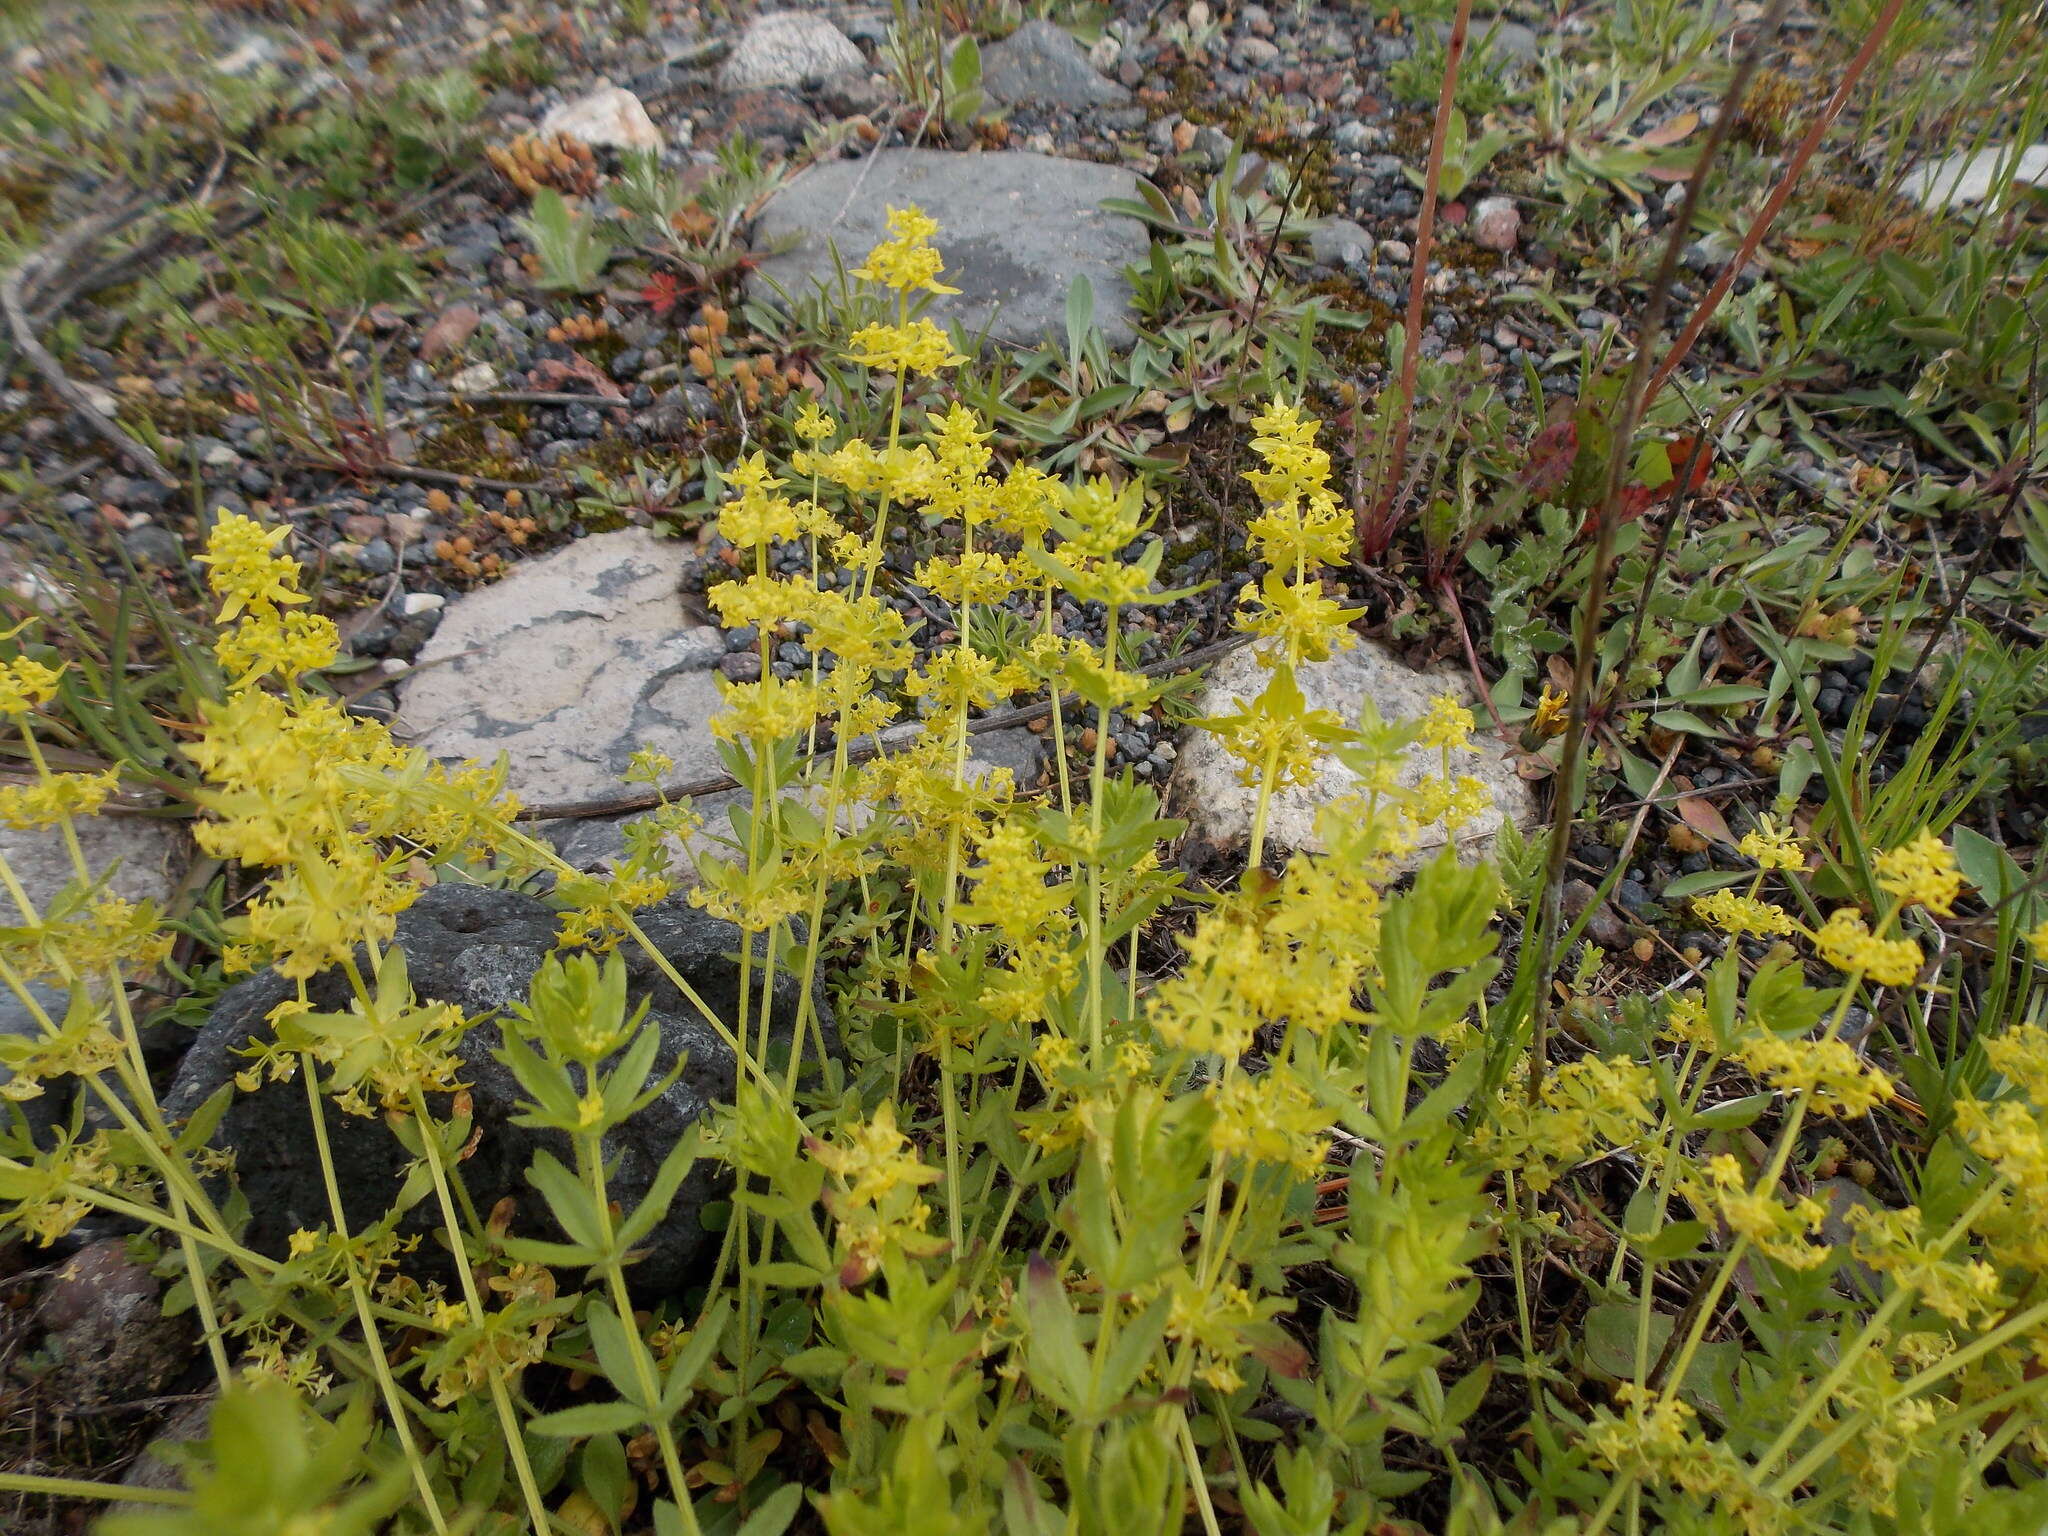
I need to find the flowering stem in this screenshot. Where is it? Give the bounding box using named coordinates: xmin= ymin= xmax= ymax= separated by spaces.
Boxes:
xmin=12 ymin=727 xmax=235 ymax=1387
xmin=1655 ymin=980 xmax=1861 ymax=1398
xmin=0 ymin=955 xmax=234 ymax=1385
xmin=1771 ymin=1290 xmax=2048 ymax=1499
xmin=576 ymin=1124 xmax=704 ymax=1536
xmin=0 ymin=1472 xmax=187 ymax=1506
xmin=1041 ymin=577 xmax=1074 ymax=815
xmin=1084 ymin=603 xmax=1120 ymax=1062
xmin=302 ymin=1056 xmax=450 ymax=1534
xmin=406 ymin=1087 xmax=550 ymax=1534
xmin=1246 ymin=734 xmax=1283 ymax=873
xmin=1750 ymin=1178 xmax=2004 ymax=1481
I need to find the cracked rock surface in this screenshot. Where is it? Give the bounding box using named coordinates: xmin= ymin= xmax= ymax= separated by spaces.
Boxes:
xmin=396 ymin=528 xmax=724 ymax=807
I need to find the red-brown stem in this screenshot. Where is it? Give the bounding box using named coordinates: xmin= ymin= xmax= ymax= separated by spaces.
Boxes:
xmin=1526 ymin=0 xmax=1790 ymax=1115
xmin=1437 ymin=575 xmax=1507 ymax=732
xmin=1644 ymin=0 xmax=1908 ymax=406
xmin=1363 ymin=0 xmax=1474 ymax=552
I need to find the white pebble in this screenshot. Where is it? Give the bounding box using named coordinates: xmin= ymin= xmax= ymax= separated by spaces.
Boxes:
xmin=402 ymin=592 xmax=445 ymax=617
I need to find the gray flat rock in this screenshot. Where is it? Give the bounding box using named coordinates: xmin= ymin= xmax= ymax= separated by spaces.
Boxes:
xmin=980 ymin=20 xmax=1130 ymax=110
xmin=1432 ymin=15 xmax=1540 ymax=64
xmin=1171 ymin=642 xmax=1538 ymax=869
xmin=0 ymin=814 xmax=187 ymax=1134
xmin=396 ymin=528 xmax=725 ymax=806
xmin=750 ymin=149 xmax=1151 ymax=350
xmin=1900 ymin=143 xmax=2048 ymax=211
xmin=719 ymin=10 xmax=866 ymax=91
xmin=0 ymin=814 xmax=187 ymax=922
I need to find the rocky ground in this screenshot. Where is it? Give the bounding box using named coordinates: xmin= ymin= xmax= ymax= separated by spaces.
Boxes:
xmin=1 ymin=0 xmax=2045 ymax=1518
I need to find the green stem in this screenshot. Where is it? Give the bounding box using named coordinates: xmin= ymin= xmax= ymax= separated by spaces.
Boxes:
xmin=0 ymin=1472 xmax=187 ymax=1505
xmin=303 ymin=1058 xmax=449 ymax=1535
xmin=578 ymin=1124 xmax=705 ymax=1536
xmin=406 ymin=1088 xmax=550 ymax=1534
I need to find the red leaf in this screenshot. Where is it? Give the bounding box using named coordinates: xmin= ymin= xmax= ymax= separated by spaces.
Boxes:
xmin=1578 ymin=434 xmax=1716 ymax=536
xmin=1675 ymin=794 xmax=1735 ymax=846
xmin=642 ymin=271 xmax=684 ymax=318
xmin=1520 ymin=412 xmax=1578 ymax=500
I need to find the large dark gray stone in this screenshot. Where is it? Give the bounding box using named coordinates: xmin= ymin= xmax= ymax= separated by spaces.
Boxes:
xmin=165 ymin=884 xmax=828 ymax=1295
xmin=750 ymin=149 xmax=1151 ymax=350
xmin=980 ymin=20 xmax=1130 ymax=111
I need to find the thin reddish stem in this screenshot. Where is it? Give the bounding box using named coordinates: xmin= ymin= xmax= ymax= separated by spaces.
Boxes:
xmin=1363 ymin=0 xmax=1475 ymax=553
xmin=1645 ymin=0 xmax=1908 ymax=406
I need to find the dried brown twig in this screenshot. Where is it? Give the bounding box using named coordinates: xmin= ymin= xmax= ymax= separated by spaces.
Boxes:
xmin=1 ymin=201 xmax=172 ymax=484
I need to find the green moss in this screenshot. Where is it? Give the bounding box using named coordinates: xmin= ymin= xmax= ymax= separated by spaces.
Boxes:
xmin=421 ymin=405 xmax=536 ymax=482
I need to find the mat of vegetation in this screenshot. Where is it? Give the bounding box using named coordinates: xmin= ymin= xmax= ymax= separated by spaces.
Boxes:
xmin=0 ymin=0 xmax=2046 ymax=1532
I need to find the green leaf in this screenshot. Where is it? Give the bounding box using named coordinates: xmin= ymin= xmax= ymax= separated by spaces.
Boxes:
xmin=1660 ymin=869 xmax=1745 ymax=899
xmin=585 ymin=1301 xmax=656 ymax=1414
xmin=1953 ymin=824 xmax=2035 ymax=925
xmin=1020 ymin=1255 xmax=1091 ymax=1417
xmin=735 ymin=1484 xmax=804 ymax=1536
xmin=1631 ymin=1220 xmax=1710 ymax=1260
xmin=1686 ymin=1092 xmax=1772 ymax=1132
xmin=1090 ymin=1290 xmax=1170 ymax=1416
xmin=579 ymin=1433 xmax=631 ymax=1527
xmin=615 ymin=1129 xmax=702 ymax=1254
xmin=526 ymin=1151 xmax=610 ymax=1255
xmin=1065 ymin=275 xmax=1095 ymax=371
xmin=527 ymin=1401 xmax=649 ymax=1438
xmin=659 ymin=1298 xmax=732 ymax=1416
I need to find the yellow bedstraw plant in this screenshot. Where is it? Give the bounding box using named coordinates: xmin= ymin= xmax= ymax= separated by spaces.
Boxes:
xmin=0 ymin=212 xmax=2044 ymax=1535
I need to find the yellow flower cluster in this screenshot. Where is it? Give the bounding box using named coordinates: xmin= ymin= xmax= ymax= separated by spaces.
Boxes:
xmin=1811 ymin=908 xmax=1923 ymax=987
xmin=1235 ymin=400 xmax=1359 ymax=668
xmin=1844 ymin=1204 xmax=2003 ymax=1326
xmin=0 ymin=654 xmax=63 ymax=715
xmin=1690 ymin=889 xmax=1797 ymax=938
xmin=1734 ymin=1034 xmax=1895 ymax=1119
xmin=810 ymin=1101 xmax=943 ymax=1281
xmin=195 ymin=512 xmax=309 ymax=622
xmin=845 ymin=318 xmax=963 ymax=377
xmin=1872 ymin=829 xmax=1964 ymax=915
xmin=1162 ymin=1275 xmax=1283 ymax=1393
xmin=1472 ymin=1053 xmax=1657 ymax=1193
xmin=189 ymin=514 xmax=520 ymax=978
xmin=850 ymin=204 xmax=959 ymax=297
xmin=1683 ymin=1152 xmax=1829 ymax=1269
xmin=1737 ymin=814 xmax=1804 ymax=872
xmin=1207 ymin=1068 xmax=1329 ymax=1177
xmin=1583 ymin=1384 xmax=1787 ymax=1533
xmin=0 ymin=767 xmax=118 ymax=829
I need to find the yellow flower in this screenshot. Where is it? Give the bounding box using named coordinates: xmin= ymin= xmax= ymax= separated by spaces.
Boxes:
xmin=1207 ymin=1067 xmax=1329 ymax=1177
xmin=1686 ymin=1152 xmax=1830 ymax=1269
xmin=213 ymin=607 xmax=339 ymax=685
xmin=624 ymin=747 xmax=673 ymax=784
xmin=1418 ymin=694 xmax=1476 ymax=751
xmin=1812 ymin=908 xmax=1923 ymax=987
xmin=0 ymin=768 xmax=119 ymax=829
xmin=1737 ymin=814 xmax=1804 ymax=872
xmin=1872 ymin=830 xmax=1965 ymax=916
xmin=197 ymin=512 xmax=308 ymax=623
xmin=712 ymin=675 xmax=821 ymax=745
xmin=845 ymin=318 xmax=963 ymax=376
xmin=0 ymin=655 xmax=64 ymax=715
xmin=1529 ymin=685 xmax=1570 ymax=739
xmin=1736 ymin=1035 xmax=1895 ymax=1118
xmin=1691 ymin=889 xmax=1796 ymax=938
xmin=851 ymin=204 xmax=960 ymax=296
xmin=792 ymin=401 xmax=837 ymax=442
